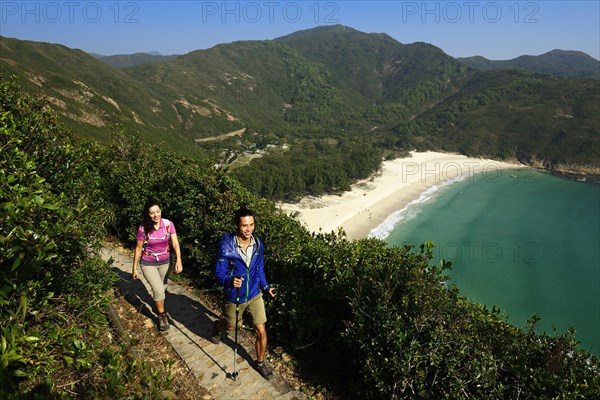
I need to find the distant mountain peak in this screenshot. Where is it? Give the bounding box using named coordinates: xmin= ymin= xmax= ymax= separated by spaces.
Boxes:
xmin=274 ymin=24 xmax=357 ymax=40
xmin=91 ymin=52 xmax=181 ymax=68
xmin=543 ymin=49 xmax=599 ymax=60
xmin=458 ymin=49 xmax=599 ymax=79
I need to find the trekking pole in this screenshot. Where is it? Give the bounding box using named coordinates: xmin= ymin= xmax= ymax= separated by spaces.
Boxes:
xmin=232 ymin=282 xmax=241 ymax=381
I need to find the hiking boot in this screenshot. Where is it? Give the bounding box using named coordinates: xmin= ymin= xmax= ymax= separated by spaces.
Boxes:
xmin=158 ymin=312 xmax=169 ymax=331
xmin=210 ymin=321 xmax=222 ymax=344
xmin=256 ymin=361 xmax=273 ymax=380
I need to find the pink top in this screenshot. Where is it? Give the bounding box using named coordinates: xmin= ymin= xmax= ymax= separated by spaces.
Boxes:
xmin=136 ymin=219 xmax=176 ymax=263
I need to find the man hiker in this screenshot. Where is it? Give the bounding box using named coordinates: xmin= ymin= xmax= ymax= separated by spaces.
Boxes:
xmin=212 ymin=207 xmax=276 ymax=380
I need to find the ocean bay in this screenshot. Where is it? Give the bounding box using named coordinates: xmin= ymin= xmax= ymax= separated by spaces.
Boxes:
xmin=380 ymin=169 xmax=600 ymax=355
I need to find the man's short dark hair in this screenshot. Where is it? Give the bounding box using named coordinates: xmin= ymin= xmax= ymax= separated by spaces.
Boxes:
xmin=234 ymin=207 xmax=255 ymax=225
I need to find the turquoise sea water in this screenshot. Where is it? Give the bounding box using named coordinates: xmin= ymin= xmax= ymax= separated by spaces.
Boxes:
xmin=375 ymin=168 xmax=600 ymax=355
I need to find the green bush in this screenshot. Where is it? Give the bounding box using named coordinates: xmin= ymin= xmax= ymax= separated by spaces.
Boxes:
xmin=0 ymin=77 xmax=177 ymax=398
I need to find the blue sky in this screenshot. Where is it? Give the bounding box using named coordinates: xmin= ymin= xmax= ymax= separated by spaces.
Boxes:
xmin=1 ymin=1 xmax=599 ymax=60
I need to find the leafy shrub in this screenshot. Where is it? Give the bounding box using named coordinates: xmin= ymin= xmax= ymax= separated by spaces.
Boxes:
xmin=0 ymin=77 xmax=178 ymax=398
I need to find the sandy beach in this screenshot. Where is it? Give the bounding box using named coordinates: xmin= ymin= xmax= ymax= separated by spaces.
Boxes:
xmin=278 ymin=151 xmax=523 ymax=240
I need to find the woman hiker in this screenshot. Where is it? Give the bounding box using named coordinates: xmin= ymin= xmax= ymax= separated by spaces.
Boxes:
xmin=132 ymin=199 xmax=183 ymax=331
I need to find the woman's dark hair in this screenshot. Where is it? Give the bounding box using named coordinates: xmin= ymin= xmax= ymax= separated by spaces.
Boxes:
xmin=142 ymin=199 xmax=161 ymax=234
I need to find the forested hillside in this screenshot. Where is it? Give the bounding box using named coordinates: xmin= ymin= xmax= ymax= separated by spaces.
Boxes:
xmin=275 ymin=25 xmax=470 ymax=104
xmin=400 ymin=69 xmax=600 ymax=169
xmin=1 ymin=25 xmax=599 ymax=201
xmin=94 ymin=52 xmax=180 ymax=68
xmin=2 ymin=77 xmax=599 ymax=399
xmin=0 ymin=36 xmax=195 ymax=150
xmin=458 ymin=49 xmax=600 ymax=79
xmin=230 ymin=139 xmax=384 ymax=201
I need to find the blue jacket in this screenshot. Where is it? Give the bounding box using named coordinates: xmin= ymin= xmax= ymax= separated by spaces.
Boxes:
xmin=214 ymin=233 xmax=270 ymax=304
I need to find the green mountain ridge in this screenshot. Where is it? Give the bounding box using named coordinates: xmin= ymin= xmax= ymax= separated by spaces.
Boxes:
xmin=275 ymin=25 xmax=470 ymax=103
xmin=458 ymin=49 xmax=600 ymax=80
xmin=408 ymin=69 xmax=600 ymax=169
xmin=0 ymin=36 xmax=199 ymax=154
xmin=94 ymin=52 xmax=181 ymax=68
xmin=1 ymin=26 xmax=599 ymax=184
